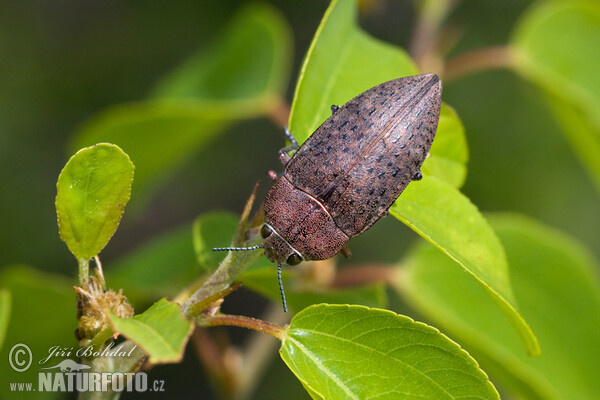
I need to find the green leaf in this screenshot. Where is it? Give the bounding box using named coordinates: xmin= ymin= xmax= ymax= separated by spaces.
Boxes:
xmin=280 ymin=304 xmax=499 ymax=400
xmin=288 ymin=0 xmax=417 ymax=144
xmin=401 ymin=214 xmax=600 ymax=400
xmin=108 ymin=298 xmax=193 ymax=364
xmin=71 ymin=3 xmax=292 ymax=195
xmin=192 ymin=212 xmax=240 ymax=272
xmin=512 ymin=0 xmax=600 ymax=190
xmin=108 ymin=224 xmax=199 ymax=304
xmin=391 ymin=176 xmax=540 ymax=355
xmin=422 ymin=104 xmax=468 ymax=188
xmin=241 ymin=267 xmax=387 ymax=311
xmin=153 ymin=3 xmax=291 ymax=106
xmin=0 ymin=266 xmax=76 ymax=400
xmin=0 ymin=289 xmax=10 ymax=351
xmin=56 ymin=143 xmax=134 ymax=262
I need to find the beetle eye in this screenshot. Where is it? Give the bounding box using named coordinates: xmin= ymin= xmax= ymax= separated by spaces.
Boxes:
xmin=286 ymin=253 xmax=303 ymax=266
xmin=260 ymin=225 xmax=272 ymax=239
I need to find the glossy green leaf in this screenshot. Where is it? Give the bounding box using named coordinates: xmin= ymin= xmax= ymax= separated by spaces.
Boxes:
xmin=422 ymin=104 xmax=468 ymax=188
xmin=71 ymin=3 xmax=292 ymax=194
xmin=241 ymin=267 xmax=387 ymax=311
xmin=280 ymin=304 xmax=499 ymax=400
xmin=288 ymin=0 xmax=417 ymax=144
xmin=0 ymin=266 xmax=76 ymax=400
xmin=193 ymin=212 xmax=240 ymax=272
xmin=401 ymin=214 xmax=600 ymax=400
xmin=108 ymin=224 xmax=199 ymax=304
xmin=108 ymin=298 xmax=193 ymax=364
xmin=0 ymin=289 xmax=10 ymax=351
xmin=512 ymin=1 xmax=600 ymax=190
xmin=153 ymin=3 xmax=291 ymax=106
xmin=391 ymin=176 xmax=540 ymax=355
xmin=56 ymin=143 xmax=134 ymax=262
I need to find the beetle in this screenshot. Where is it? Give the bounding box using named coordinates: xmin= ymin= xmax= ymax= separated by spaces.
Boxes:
xmin=215 ymin=73 xmax=442 ymax=311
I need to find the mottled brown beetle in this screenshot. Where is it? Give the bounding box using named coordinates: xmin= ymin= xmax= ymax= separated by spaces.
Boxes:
xmin=215 ymin=73 xmax=442 ymax=311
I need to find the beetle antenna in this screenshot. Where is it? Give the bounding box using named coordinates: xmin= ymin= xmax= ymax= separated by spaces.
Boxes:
xmin=212 ymin=244 xmax=263 ymax=252
xmin=278 ymin=264 xmax=288 ymax=313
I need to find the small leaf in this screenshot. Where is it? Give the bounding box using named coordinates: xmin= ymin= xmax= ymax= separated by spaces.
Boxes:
xmin=422 ymin=104 xmax=469 ymax=188
xmin=192 ymin=212 xmax=240 ymax=272
xmin=56 ymin=143 xmax=134 ymax=262
xmin=288 ymin=0 xmax=417 ymax=144
xmin=402 ymin=214 xmax=600 ymax=400
xmin=0 ymin=289 xmax=11 ymax=351
xmin=512 ymin=0 xmax=600 ymax=190
xmin=280 ymin=304 xmax=499 ymax=400
xmin=391 ymin=176 xmax=540 ymax=355
xmin=108 ymin=298 xmax=193 ymax=364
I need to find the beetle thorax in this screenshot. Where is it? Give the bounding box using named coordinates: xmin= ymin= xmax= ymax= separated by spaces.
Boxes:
xmin=262 ymin=177 xmax=350 ymax=264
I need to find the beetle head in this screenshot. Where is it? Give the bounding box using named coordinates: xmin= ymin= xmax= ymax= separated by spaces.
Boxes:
xmin=260 ymin=223 xmax=304 ymax=266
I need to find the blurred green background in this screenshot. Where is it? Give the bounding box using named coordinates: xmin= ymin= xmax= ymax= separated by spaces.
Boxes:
xmin=1 ymin=0 xmax=598 ymax=399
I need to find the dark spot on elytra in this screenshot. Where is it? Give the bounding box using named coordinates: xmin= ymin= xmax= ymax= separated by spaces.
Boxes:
xmin=369 ymin=188 xmax=375 ymax=195
xmin=342 ymin=133 xmax=349 ymax=140
xmin=339 ymin=121 xmax=349 ymax=129
xmin=343 ymin=147 xmax=350 ymax=153
xmin=378 ymin=172 xmax=385 ymax=178
xmin=392 ymin=168 xmax=400 ymax=177
xmin=387 ymin=161 xmax=393 ymax=166
xmin=368 ymin=109 xmax=376 ymax=116
xmin=400 ymin=144 xmax=406 ymax=149
xmin=351 ymin=125 xmax=358 ymax=132
xmin=367 ymin=167 xmax=374 ymax=173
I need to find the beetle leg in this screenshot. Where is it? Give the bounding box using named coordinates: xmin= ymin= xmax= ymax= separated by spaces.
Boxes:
xmin=278 ymin=126 xmax=299 ymax=165
xmin=340 ymin=244 xmax=352 ymax=258
xmin=331 ymin=105 xmax=341 ymax=114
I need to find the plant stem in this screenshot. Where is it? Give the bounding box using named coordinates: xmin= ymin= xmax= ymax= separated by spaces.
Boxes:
xmin=199 ymin=313 xmax=286 ymax=341
xmin=443 ymin=45 xmax=516 ymax=82
xmin=182 ymin=185 xmax=262 ymax=317
xmin=78 ymin=257 xmax=89 ymax=285
xmin=332 ymin=264 xmax=396 ymax=288
xmin=410 ymin=0 xmax=458 ymax=71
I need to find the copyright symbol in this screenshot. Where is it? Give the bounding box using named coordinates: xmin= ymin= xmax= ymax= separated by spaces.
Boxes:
xmin=9 ymin=343 xmax=32 ymax=372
